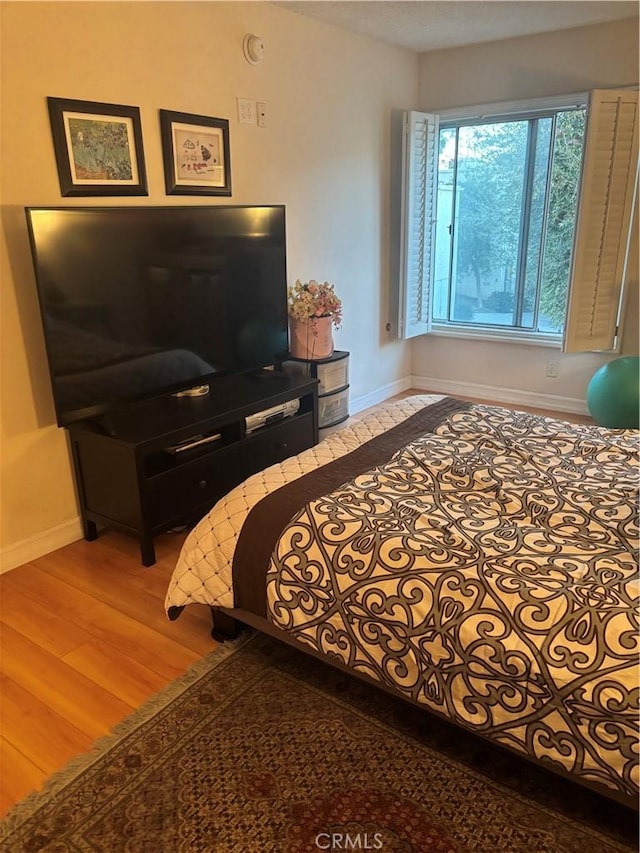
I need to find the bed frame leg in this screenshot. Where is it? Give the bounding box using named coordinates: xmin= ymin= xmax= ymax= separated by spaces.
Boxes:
xmin=210 ymin=608 xmax=241 ymax=642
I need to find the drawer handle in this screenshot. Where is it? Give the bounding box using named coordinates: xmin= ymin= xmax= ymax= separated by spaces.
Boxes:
xmin=198 ymin=479 xmax=207 ymax=489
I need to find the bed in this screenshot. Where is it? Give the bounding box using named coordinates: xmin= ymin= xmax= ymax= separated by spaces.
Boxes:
xmin=165 ymin=394 xmax=639 ymax=807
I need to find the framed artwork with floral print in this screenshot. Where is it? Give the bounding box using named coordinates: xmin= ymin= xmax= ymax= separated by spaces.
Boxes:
xmin=47 ymin=97 xmax=148 ymax=197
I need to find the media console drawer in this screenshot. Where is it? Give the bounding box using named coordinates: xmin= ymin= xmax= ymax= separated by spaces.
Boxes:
xmin=243 ymin=412 xmax=314 ymax=473
xmin=146 ymin=443 xmax=243 ymax=527
xmin=146 ymin=413 xmax=314 ymax=526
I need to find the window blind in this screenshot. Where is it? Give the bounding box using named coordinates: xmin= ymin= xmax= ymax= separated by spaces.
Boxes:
xmin=564 ymin=89 xmax=639 ymax=352
xmin=398 ymin=110 xmax=438 ymax=339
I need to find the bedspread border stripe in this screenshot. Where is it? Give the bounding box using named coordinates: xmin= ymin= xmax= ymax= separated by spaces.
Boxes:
xmin=232 ymin=396 xmax=471 ymax=618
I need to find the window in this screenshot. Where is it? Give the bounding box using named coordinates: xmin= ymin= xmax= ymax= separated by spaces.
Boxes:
xmin=397 ymin=90 xmax=639 ymax=351
xmin=434 ymin=107 xmax=585 ymax=335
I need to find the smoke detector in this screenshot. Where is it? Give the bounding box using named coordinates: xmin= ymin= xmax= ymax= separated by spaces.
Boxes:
xmin=243 ymin=34 xmax=265 ymax=65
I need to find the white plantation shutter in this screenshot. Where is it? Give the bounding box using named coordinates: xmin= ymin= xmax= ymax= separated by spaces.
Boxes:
xmin=564 ymin=89 xmax=639 ymax=352
xmin=398 ymin=110 xmax=438 ymax=339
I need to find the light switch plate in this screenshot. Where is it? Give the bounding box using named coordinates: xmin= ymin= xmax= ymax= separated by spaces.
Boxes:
xmin=237 ymin=98 xmax=256 ymax=124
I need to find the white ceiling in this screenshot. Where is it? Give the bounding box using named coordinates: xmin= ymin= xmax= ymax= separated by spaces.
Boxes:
xmin=274 ymin=1 xmax=639 ymax=53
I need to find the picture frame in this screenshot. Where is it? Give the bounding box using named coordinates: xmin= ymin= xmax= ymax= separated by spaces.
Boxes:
xmin=160 ymin=110 xmax=232 ymax=196
xmin=47 ymin=97 xmax=148 ymax=197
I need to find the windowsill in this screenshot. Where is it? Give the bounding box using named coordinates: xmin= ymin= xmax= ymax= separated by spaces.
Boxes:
xmin=429 ymin=324 xmax=564 ymax=348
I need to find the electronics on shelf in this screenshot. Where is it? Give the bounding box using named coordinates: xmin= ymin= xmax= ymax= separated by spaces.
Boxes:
xmin=165 ymin=432 xmax=222 ymax=454
xmin=245 ymin=399 xmax=300 ymax=434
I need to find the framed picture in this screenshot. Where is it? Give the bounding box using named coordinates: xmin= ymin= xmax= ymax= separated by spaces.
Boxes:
xmin=160 ymin=110 xmax=231 ymax=196
xmin=47 ymin=97 xmax=148 ymax=196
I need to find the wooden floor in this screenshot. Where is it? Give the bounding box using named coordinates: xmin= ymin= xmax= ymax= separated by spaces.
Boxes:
xmin=0 ymin=527 xmax=205 ymax=816
xmin=0 ymin=393 xmax=594 ymax=816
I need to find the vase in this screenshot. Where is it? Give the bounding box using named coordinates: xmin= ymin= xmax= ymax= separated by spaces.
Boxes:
xmin=289 ymin=316 xmax=334 ymax=360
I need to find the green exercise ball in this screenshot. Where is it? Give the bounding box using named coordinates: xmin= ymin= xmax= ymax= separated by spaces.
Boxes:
xmin=587 ymin=357 xmax=640 ymax=428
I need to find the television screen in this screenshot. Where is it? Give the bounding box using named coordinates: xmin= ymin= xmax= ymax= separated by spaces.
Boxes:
xmin=25 ymin=205 xmax=289 ymax=426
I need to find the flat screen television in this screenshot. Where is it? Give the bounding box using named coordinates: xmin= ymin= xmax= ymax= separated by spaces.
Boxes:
xmin=25 ymin=205 xmax=290 ymax=426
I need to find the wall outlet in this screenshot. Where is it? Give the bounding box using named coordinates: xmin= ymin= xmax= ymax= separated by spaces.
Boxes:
xmin=256 ymin=101 xmax=267 ymax=127
xmin=546 ymin=360 xmax=559 ymax=378
xmin=237 ymin=98 xmax=256 ymax=124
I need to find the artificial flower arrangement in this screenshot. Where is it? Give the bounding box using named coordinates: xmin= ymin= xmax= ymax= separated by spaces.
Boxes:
xmin=287 ymin=279 xmax=343 ymax=329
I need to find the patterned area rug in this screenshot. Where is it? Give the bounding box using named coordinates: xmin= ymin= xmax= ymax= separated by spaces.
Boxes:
xmin=2 ymin=631 xmax=637 ymax=852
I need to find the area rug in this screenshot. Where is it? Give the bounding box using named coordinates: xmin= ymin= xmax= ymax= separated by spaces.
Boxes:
xmin=1 ymin=631 xmax=637 ymax=852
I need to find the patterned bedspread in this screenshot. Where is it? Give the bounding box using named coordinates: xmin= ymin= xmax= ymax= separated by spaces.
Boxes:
xmin=166 ymin=394 xmax=444 ymax=611
xmin=166 ymin=395 xmax=639 ymax=799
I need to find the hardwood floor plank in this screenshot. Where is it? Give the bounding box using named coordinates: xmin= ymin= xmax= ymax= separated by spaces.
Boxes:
xmin=35 ymin=532 xmax=183 ymax=595
xmin=66 ymin=602 xmax=200 ymax=680
xmin=35 ymin=548 xmax=215 ymax=657
xmin=0 ymin=624 xmax=133 ymax=740
xmin=160 ymin=604 xmax=217 ymax=656
xmin=0 ymin=738 xmax=47 ymax=816
xmin=0 ymin=585 xmax=92 ymax=658
xmin=61 ymin=639 xmax=176 ymax=708
xmin=1 ymin=561 xmax=102 ymax=619
xmin=0 ymin=675 xmax=94 ymax=777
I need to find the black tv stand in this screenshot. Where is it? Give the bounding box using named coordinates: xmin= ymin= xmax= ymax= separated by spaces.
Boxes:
xmin=91 ymin=414 xmax=120 ymax=437
xmin=249 ymin=367 xmax=289 ymax=381
xmin=67 ymin=372 xmax=319 ymax=565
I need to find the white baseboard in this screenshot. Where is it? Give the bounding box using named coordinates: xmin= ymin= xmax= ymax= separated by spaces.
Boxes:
xmin=351 ymin=374 xmax=588 ymax=418
xmin=0 ymin=516 xmax=83 ymax=574
xmin=350 ymin=376 xmax=412 ymax=415
xmin=410 ymin=375 xmax=589 ymax=416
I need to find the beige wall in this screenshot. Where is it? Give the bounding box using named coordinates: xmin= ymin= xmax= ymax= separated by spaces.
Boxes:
xmin=2 ymin=6 xmax=638 ymax=563
xmin=0 ymin=1 xmax=416 ymax=558
xmin=415 ymin=18 xmax=639 ymax=403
